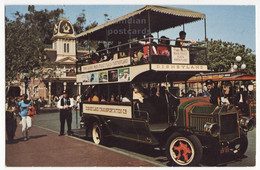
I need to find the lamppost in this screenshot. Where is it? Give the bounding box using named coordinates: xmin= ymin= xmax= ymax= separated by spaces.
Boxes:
xmin=74 ymin=82 xmax=78 ymax=128
xmin=232 ymin=56 xmax=247 ymax=102
xmin=233 ymin=56 xmax=246 ymax=71
xmin=21 ymin=73 xmax=30 ymax=95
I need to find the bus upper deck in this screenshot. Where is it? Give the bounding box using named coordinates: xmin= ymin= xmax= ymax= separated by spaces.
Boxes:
xmin=76 ymin=5 xmax=209 ymax=81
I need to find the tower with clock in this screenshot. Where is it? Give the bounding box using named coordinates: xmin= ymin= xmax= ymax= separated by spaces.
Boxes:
xmin=51 ymin=19 xmax=76 ymax=62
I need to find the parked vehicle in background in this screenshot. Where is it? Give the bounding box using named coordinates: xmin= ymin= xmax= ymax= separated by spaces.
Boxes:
xmin=175 ymin=70 xmax=256 ymax=120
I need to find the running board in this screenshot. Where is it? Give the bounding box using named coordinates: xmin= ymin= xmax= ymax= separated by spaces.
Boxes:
xmin=71 ymin=128 xmax=86 ymax=138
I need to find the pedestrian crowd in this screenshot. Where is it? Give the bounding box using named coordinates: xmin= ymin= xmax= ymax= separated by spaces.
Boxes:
xmin=5 ymin=94 xmax=36 ymax=142
xmin=6 ymin=91 xmax=80 ymax=143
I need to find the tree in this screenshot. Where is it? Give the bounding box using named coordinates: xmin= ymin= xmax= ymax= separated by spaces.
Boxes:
xmin=6 ymin=6 xmax=64 ymax=80
xmin=73 ymin=9 xmax=98 ymax=49
xmin=205 ymin=39 xmax=255 ymax=75
xmin=73 ymin=9 xmax=87 ymax=35
xmin=6 ymin=5 xmax=99 ymax=96
xmin=5 ymin=6 xmax=64 ymax=96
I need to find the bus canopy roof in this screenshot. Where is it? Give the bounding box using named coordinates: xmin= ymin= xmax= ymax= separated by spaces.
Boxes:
xmin=76 ymin=5 xmax=206 ymax=41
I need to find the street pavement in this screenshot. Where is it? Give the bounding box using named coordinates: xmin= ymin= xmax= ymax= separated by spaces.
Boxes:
xmin=5 ymin=111 xmax=159 ymax=167
xmin=5 ymin=110 xmax=256 ymax=167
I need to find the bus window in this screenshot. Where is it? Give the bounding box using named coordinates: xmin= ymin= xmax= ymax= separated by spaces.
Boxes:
xmin=89 ymin=86 xmax=99 ymax=103
xmin=109 ymin=84 xmax=119 ymax=103
xmin=119 ymin=83 xmax=131 ymax=104
xmin=82 ymin=85 xmax=91 ymax=102
xmin=99 ymin=84 xmax=108 ymax=103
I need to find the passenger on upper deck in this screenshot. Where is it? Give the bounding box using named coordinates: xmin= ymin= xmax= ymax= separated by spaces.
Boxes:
xmin=96 ymin=43 xmax=105 ymax=56
xmin=136 ymin=34 xmax=157 ymax=63
xmin=175 ymin=31 xmax=196 ymax=47
xmin=97 ymin=43 xmax=110 ymax=62
xmin=108 ymin=41 xmax=118 ymax=60
xmin=157 ymin=36 xmax=170 ymax=57
xmin=132 ymin=36 xmax=144 ymax=65
xmin=89 ymin=43 xmax=106 ymax=64
xmin=121 ymin=41 xmax=130 ymax=58
xmin=90 ymin=52 xmax=99 ymax=64
xmin=111 ymin=41 xmax=128 ymax=60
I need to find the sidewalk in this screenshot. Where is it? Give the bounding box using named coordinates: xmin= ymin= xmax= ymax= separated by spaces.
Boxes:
xmin=6 ymin=125 xmax=158 ymax=167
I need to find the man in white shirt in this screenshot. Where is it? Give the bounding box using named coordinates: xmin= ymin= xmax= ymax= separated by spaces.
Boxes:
xmin=57 ymin=90 xmax=74 ymax=136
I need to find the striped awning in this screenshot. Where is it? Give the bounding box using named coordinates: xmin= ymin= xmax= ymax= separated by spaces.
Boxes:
xmin=76 ymin=5 xmax=206 ymax=41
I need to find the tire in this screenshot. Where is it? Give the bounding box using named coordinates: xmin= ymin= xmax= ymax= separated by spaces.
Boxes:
xmin=92 ymin=122 xmax=104 ymax=145
xmin=229 ymin=133 xmax=248 ymax=158
xmin=166 ymin=132 xmax=203 ymax=166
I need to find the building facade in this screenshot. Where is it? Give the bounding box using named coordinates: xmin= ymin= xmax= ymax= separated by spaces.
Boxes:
xmin=7 ymin=19 xmax=87 ymax=106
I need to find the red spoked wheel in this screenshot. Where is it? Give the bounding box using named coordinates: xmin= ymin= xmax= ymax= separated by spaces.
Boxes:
xmin=166 ymin=132 xmax=203 ymax=166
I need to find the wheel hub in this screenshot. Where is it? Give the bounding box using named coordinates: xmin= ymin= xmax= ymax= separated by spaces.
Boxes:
xmin=173 ymin=141 xmax=192 ymax=162
xmin=169 ymin=137 xmax=195 ymax=165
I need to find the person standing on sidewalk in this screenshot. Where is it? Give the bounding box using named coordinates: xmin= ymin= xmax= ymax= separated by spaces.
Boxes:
xmin=57 ymin=90 xmax=74 ymax=136
xmin=17 ymin=94 xmax=32 ymax=141
xmin=6 ymin=96 xmax=18 ymax=143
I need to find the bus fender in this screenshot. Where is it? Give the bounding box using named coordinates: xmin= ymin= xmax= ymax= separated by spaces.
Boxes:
xmin=162 ymin=126 xmax=194 ymax=146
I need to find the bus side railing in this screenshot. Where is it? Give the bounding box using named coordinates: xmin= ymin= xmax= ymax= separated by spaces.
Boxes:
xmin=76 ymin=38 xmax=207 ymax=72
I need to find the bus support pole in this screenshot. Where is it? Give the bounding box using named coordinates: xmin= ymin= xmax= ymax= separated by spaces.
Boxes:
xmin=148 ymin=10 xmax=152 ymax=65
xmin=204 ymin=18 xmax=209 ymax=68
xmin=204 ymin=18 xmax=207 ymax=42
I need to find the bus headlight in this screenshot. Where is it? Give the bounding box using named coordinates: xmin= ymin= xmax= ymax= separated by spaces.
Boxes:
xmin=204 ymin=123 xmax=219 ymax=137
xmin=80 ymin=121 xmax=85 ymax=128
xmin=239 ymin=117 xmax=254 ymax=131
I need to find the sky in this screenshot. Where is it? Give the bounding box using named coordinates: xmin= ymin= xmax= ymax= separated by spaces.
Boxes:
xmin=4 ymin=3 xmax=256 ymax=53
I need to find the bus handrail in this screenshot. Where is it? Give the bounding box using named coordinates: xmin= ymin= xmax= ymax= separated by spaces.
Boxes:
xmin=77 ymin=37 xmax=207 ymax=59
xmin=134 ymin=110 xmax=150 ymax=122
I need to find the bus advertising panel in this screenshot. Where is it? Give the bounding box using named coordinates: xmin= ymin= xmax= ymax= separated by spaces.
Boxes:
xmin=83 ymin=104 xmax=132 ymax=119
xmin=171 ymin=47 xmax=190 ymax=64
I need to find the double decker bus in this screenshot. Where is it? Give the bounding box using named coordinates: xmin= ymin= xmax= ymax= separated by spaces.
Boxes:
xmin=75 ymin=5 xmax=254 ymax=166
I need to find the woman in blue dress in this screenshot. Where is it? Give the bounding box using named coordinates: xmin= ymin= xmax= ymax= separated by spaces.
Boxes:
xmin=18 ymin=94 xmax=32 ymax=141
